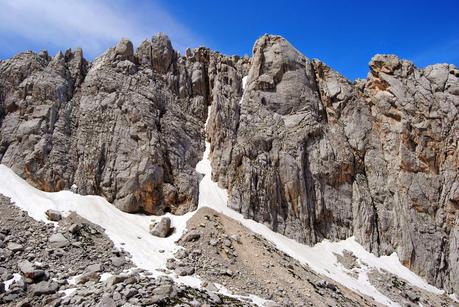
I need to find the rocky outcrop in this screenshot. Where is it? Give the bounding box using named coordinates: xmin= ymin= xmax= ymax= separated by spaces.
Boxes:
xmin=1 ymin=33 xmax=457 ymax=294
xmin=206 ymin=35 xmax=459 ymax=294
xmin=0 ymin=34 xmax=248 ymax=215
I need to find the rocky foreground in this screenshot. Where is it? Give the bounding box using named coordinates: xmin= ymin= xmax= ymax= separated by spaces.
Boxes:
xmin=0 ymin=196 xmax=248 ymax=306
xmin=1 ymin=194 xmax=456 ymax=306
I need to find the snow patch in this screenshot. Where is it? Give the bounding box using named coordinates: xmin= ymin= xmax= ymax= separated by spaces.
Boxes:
xmin=3 ymin=273 xmax=21 ymax=291
xmin=242 ymin=75 xmax=248 ymax=90
xmin=99 ymin=272 xmax=113 ymax=282
xmin=60 ymin=287 xmax=77 ymax=297
xmin=0 ymin=164 xmax=191 ymax=278
xmin=239 ymin=75 xmax=248 ymax=104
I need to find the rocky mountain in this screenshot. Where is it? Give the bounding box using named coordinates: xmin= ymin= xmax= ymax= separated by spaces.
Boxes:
xmin=0 ymin=32 xmax=458 ymax=303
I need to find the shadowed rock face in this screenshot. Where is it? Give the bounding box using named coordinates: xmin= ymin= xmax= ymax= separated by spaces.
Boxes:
xmin=0 ymin=33 xmax=457 ymax=294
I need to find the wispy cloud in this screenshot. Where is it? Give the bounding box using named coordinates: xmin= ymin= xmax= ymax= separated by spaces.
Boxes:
xmin=0 ymin=0 xmax=201 ymax=58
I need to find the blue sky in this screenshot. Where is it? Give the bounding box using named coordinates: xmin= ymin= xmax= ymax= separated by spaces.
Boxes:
xmin=0 ymin=0 xmax=458 ymax=80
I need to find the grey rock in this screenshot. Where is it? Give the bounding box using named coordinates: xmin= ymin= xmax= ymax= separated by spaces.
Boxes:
xmin=166 ymin=258 xmax=176 ymax=270
xmin=84 ymin=263 xmax=103 ymax=274
xmin=48 ymin=233 xmax=70 ymax=248
xmin=149 ymin=217 xmax=171 ymax=238
xmin=174 ymin=249 xmax=188 ymax=259
xmin=105 ymin=275 xmax=128 ymax=288
xmin=17 ymin=260 xmax=45 ymax=281
xmin=30 ymin=281 xmax=58 ymax=296
xmin=206 ymin=34 xmax=459 ymax=294
xmin=175 ymin=266 xmax=194 ymax=276
xmin=97 ymin=296 xmax=116 ymax=307
xmin=68 ymin=223 xmax=81 ymax=234
xmin=122 ymin=287 xmax=138 ymax=299
xmin=114 ymin=39 xmax=134 ymax=62
xmin=7 ymin=242 xmax=23 ymax=252
xmin=1 ymin=32 xmax=458 ymax=296
xmin=110 ymin=256 xmax=125 ymax=267
xmin=182 ymin=230 xmax=201 ymax=242
xmin=151 ymin=284 xmax=177 ymax=303
xmin=45 ymin=209 xmax=62 ymax=221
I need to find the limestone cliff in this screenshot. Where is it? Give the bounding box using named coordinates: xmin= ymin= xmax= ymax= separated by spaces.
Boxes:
xmin=0 ymin=34 xmax=457 ymax=294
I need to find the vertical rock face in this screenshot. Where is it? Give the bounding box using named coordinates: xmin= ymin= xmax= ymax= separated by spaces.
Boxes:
xmin=0 ymin=34 xmax=248 ymax=215
xmin=209 ymin=35 xmax=355 ymax=245
xmin=0 ymin=33 xmax=457 ymax=294
xmin=207 ymin=35 xmax=459 ymax=293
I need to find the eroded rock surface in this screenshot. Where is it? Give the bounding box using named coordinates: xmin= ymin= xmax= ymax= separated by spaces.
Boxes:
xmin=1 ymin=33 xmax=457 ymax=295
xmin=0 ymin=34 xmax=248 ymax=216
xmin=206 ymin=35 xmax=459 ymax=294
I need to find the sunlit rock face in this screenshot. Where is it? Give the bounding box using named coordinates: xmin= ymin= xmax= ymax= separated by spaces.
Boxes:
xmin=0 ymin=33 xmax=457 ymax=293
xmin=206 ymin=35 xmax=459 ymax=293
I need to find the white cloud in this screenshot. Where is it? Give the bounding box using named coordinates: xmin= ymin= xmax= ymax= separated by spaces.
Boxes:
xmin=0 ymin=0 xmax=201 ymax=58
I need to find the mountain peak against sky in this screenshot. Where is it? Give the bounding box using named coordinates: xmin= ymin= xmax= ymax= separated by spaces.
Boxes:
xmin=0 ymin=2 xmax=458 ymax=305
xmin=0 ymin=0 xmax=458 ymax=80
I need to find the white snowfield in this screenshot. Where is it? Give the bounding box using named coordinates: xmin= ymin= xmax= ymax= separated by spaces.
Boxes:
xmin=0 ymin=99 xmax=450 ymax=306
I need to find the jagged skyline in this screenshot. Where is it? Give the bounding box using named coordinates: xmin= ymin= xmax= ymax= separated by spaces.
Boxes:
xmin=0 ymin=0 xmax=458 ymax=80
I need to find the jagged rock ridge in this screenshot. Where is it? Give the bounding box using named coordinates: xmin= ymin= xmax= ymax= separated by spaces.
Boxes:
xmin=0 ymin=34 xmax=457 ymax=294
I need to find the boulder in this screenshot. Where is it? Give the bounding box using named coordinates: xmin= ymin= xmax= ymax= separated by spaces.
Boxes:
xmin=114 ymin=38 xmax=134 ymax=62
xmin=45 ymin=209 xmax=62 ymax=221
xmin=17 ymin=260 xmax=45 ymax=281
xmin=149 ymin=217 xmax=171 ymax=238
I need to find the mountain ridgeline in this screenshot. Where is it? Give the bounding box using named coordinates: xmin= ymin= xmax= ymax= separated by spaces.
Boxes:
xmin=0 ymin=34 xmax=457 ymax=294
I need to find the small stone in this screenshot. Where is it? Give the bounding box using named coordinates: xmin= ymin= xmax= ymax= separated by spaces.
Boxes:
xmin=209 ymin=239 xmax=219 ymax=246
xmin=223 ymin=238 xmax=232 ymax=247
xmin=110 ymin=256 xmax=125 ymax=267
xmin=105 ymin=275 xmax=128 ymax=288
xmin=18 ymin=260 xmax=45 ymax=281
xmin=174 ymin=249 xmax=188 ymax=260
xmin=48 ymin=233 xmax=70 ymax=248
xmin=182 ymin=230 xmax=201 ymax=242
xmin=175 ymin=266 xmax=195 ymax=276
xmin=84 ymin=263 xmax=103 ymax=274
xmin=207 ymin=291 xmax=221 ymax=304
xmin=45 ymin=209 xmax=62 ymax=221
xmin=204 ymin=282 xmax=218 ymax=292
xmin=31 ymin=281 xmax=58 ymax=296
xmin=113 ymin=291 xmax=122 ymax=301
xmin=122 ymin=288 xmax=138 ymax=299
xmin=151 ymin=284 xmax=177 ymax=302
xmin=97 ymin=296 xmax=116 ymax=307
xmin=230 ymin=234 xmax=241 ymax=243
xmin=68 ymin=224 xmax=81 ymax=234
xmin=7 ymin=242 xmax=24 ymax=252
xmin=166 ymin=259 xmax=176 ymax=270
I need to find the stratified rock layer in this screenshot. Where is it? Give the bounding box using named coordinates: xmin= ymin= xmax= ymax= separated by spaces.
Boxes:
xmin=0 ymin=34 xmax=457 ymax=294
